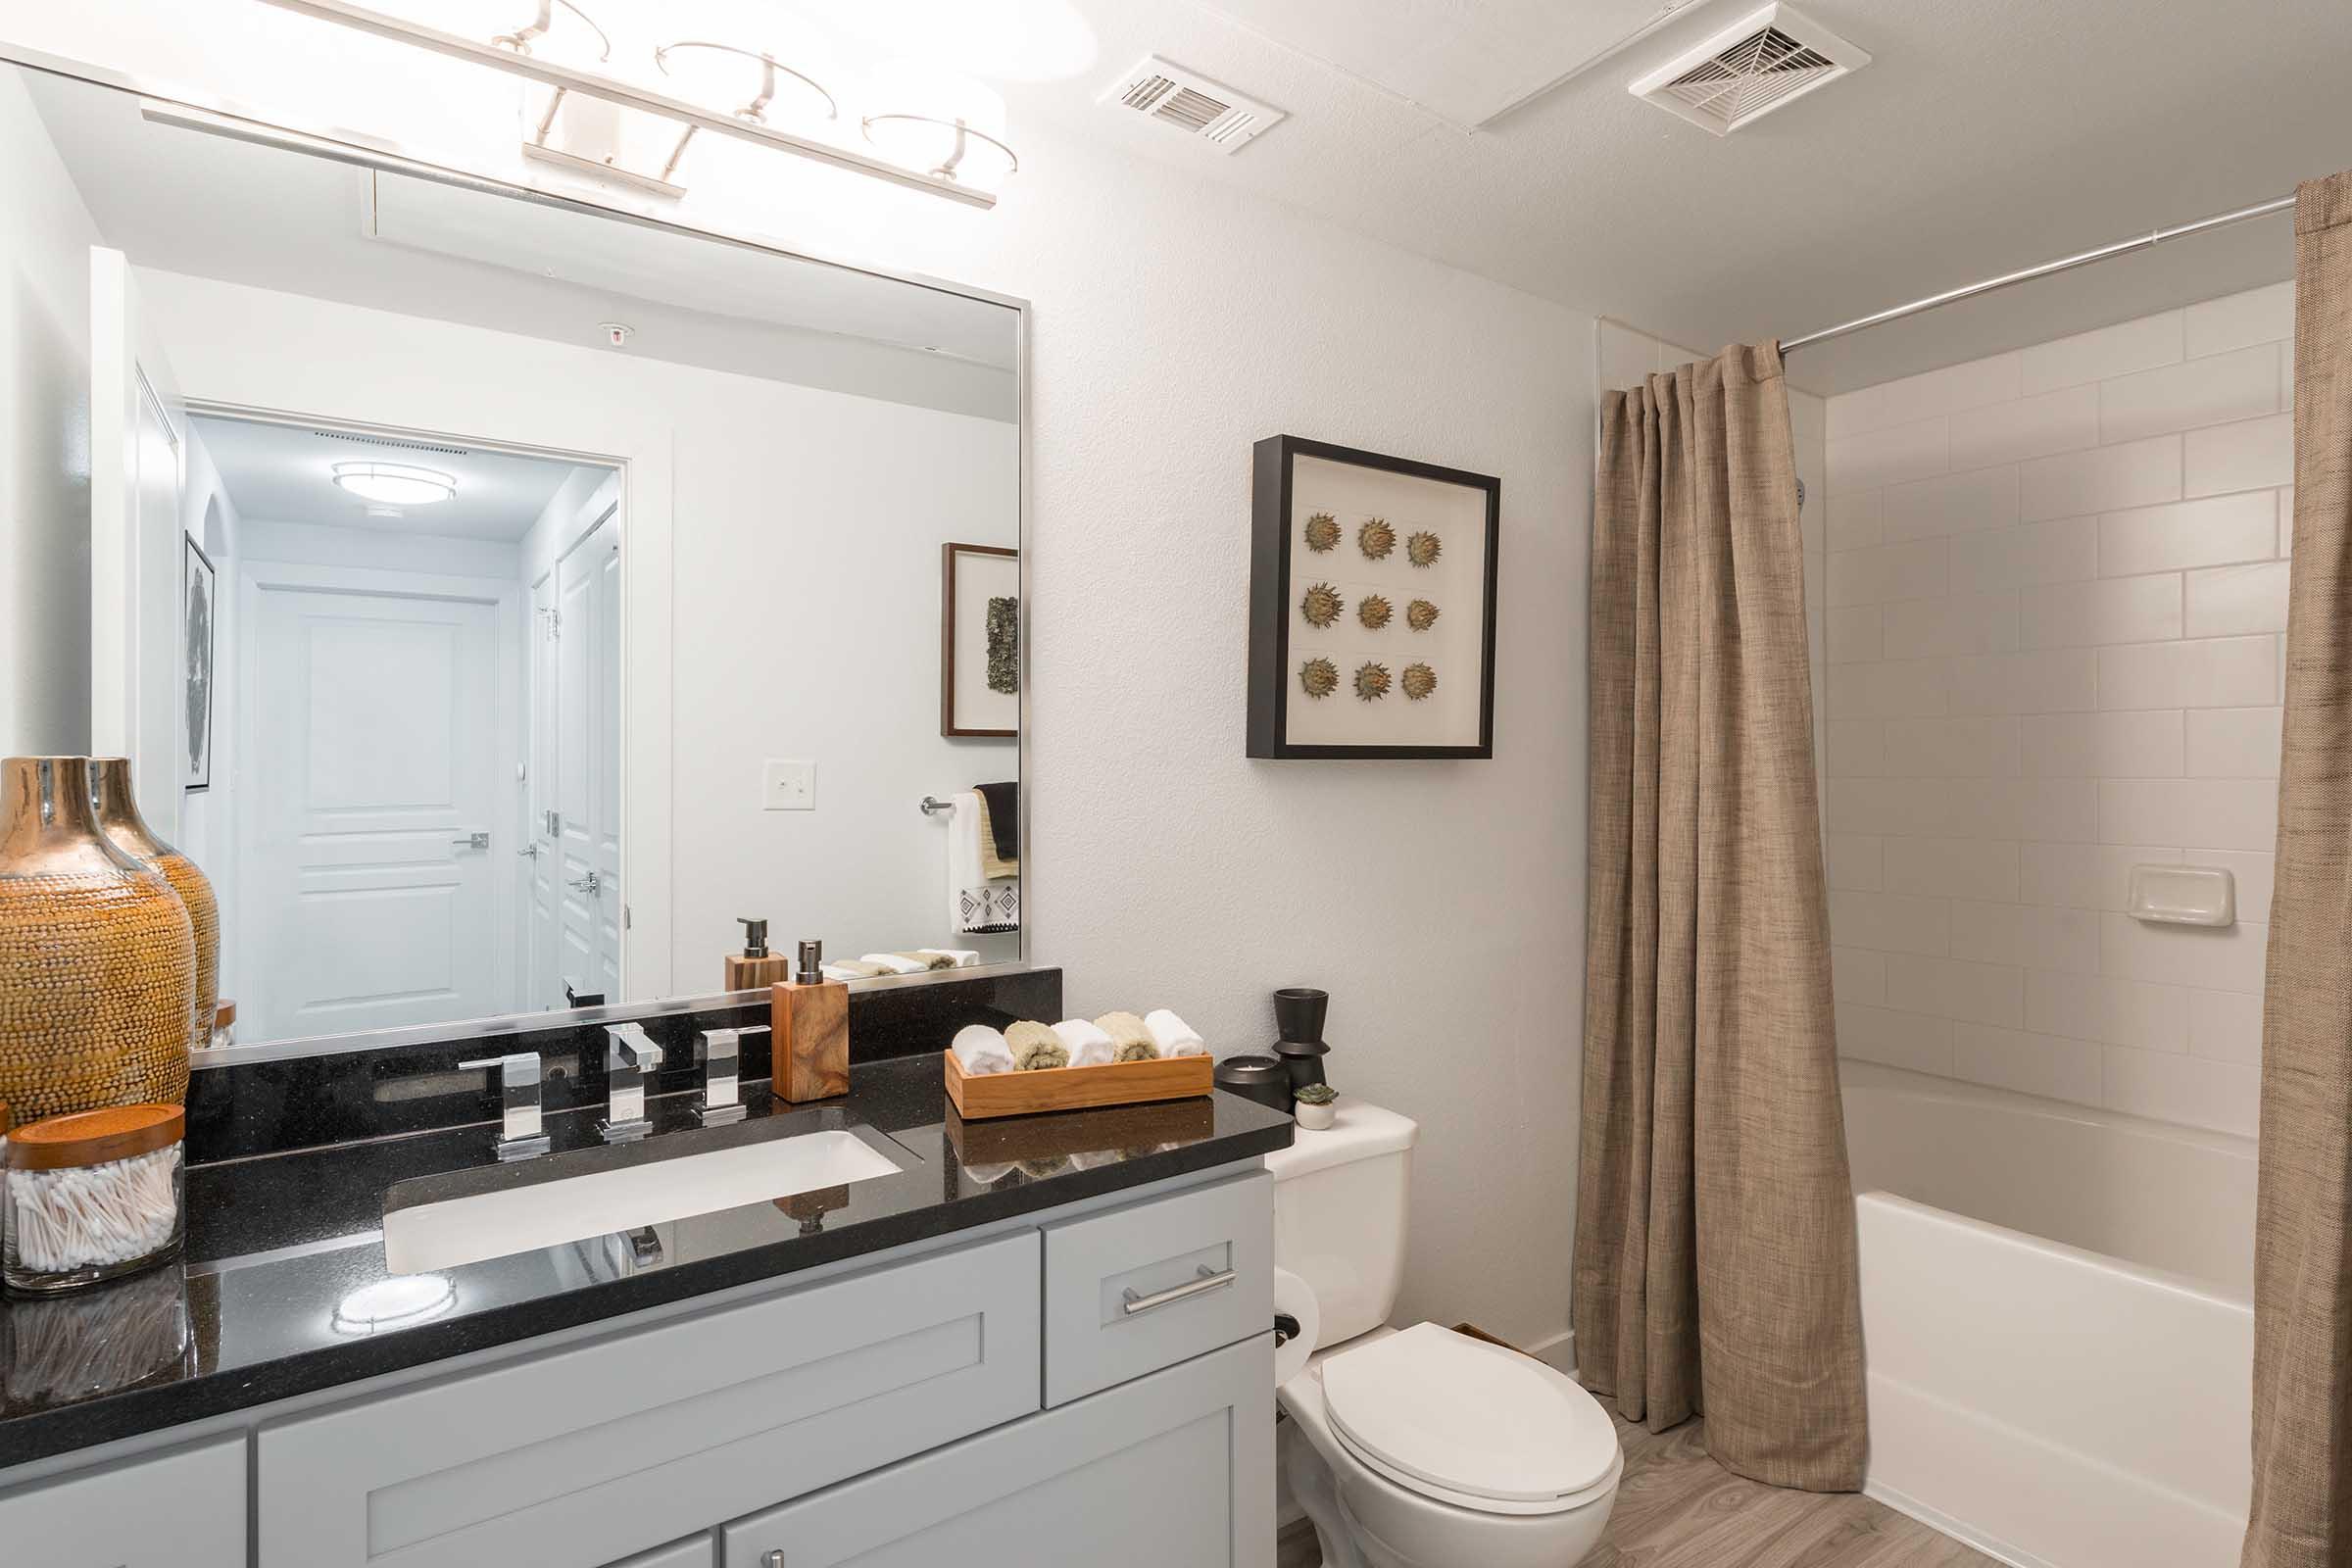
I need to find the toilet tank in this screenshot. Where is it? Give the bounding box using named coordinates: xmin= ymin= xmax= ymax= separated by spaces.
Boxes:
xmin=1263 ymin=1100 xmax=1419 ymax=1346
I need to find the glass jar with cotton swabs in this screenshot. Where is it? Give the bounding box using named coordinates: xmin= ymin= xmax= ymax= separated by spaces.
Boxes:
xmin=3 ymin=1103 xmax=186 ymax=1295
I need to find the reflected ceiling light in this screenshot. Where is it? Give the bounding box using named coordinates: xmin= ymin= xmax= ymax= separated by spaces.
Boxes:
xmin=332 ymin=1274 xmax=457 ymax=1334
xmin=485 ymin=0 xmax=608 ymax=60
xmin=333 ymin=462 xmax=458 ymax=506
xmin=861 ymin=62 xmax=1018 ymax=196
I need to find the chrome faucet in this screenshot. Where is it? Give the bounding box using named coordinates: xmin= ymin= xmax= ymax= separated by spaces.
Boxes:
xmin=460 ymin=1052 xmax=552 ymax=1161
xmin=600 ymin=1022 xmax=662 ymax=1143
xmin=696 ymin=1026 xmax=760 ymax=1126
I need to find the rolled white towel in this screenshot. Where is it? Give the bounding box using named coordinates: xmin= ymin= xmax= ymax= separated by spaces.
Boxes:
xmin=951 ymin=1024 xmax=1016 ymax=1076
xmin=1052 ymin=1018 xmax=1117 ymax=1068
xmin=916 ymin=949 xmax=982 ymax=968
xmin=1145 ymin=1008 xmax=1207 ymax=1058
xmin=860 ymin=952 xmax=931 ymax=976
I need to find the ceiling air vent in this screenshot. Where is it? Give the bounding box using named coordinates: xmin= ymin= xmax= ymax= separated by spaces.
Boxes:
xmin=313 ymin=429 xmax=473 ymax=459
xmin=1102 ymin=56 xmax=1287 ymax=153
xmin=1629 ymin=3 xmax=1869 ymax=136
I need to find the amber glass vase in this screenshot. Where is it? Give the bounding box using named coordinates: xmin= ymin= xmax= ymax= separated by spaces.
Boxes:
xmin=0 ymin=758 xmax=196 ymax=1119
xmin=90 ymin=757 xmax=217 ymax=1088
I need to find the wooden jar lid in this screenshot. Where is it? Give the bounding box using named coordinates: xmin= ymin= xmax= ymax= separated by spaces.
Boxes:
xmin=5 ymin=1103 xmax=184 ymax=1170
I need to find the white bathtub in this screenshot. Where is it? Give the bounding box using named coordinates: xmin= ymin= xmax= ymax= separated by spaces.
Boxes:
xmin=1842 ymin=1061 xmax=2255 ymax=1568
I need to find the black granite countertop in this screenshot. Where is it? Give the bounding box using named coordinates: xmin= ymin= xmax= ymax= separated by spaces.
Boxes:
xmin=0 ymin=1053 xmax=1293 ymax=1469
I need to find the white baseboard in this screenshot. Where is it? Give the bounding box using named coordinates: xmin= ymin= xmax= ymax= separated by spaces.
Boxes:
xmin=1865 ymin=1479 xmax=2052 ymax=1568
xmin=1522 ymin=1327 xmax=1577 ymax=1375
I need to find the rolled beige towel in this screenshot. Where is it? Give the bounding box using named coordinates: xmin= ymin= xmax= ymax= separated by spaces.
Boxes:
xmin=893 ymin=950 xmax=961 ymax=972
xmin=1005 ymin=1020 xmax=1069 ymax=1071
xmin=1096 ymin=1011 xmax=1160 ymax=1063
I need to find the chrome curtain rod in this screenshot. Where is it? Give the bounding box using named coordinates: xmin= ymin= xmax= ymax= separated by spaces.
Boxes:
xmin=1782 ymin=193 xmax=2296 ymax=354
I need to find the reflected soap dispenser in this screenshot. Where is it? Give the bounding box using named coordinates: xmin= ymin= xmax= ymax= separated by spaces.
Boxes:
xmin=723 ymin=917 xmax=794 ymax=992
xmin=771 ymin=940 xmax=849 ymax=1102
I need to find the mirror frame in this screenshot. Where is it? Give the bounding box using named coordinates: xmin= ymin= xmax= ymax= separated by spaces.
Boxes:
xmin=0 ymin=43 xmax=1034 ymax=1065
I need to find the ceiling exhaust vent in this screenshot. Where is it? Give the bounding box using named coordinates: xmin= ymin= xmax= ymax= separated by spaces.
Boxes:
xmin=1629 ymin=3 xmax=1869 ymax=136
xmin=312 ymin=429 xmax=474 ymax=459
xmin=1102 ymin=56 xmax=1286 ymax=153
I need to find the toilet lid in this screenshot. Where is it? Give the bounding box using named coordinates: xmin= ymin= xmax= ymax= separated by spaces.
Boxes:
xmin=1319 ymin=1324 xmax=1619 ymax=1507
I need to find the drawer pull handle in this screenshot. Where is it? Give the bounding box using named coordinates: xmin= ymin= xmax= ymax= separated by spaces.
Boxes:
xmin=1122 ymin=1265 xmax=1236 ymax=1315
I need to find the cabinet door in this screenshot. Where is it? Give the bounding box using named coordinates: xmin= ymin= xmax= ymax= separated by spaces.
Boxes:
xmin=0 ymin=1435 xmax=245 ymax=1568
xmin=260 ymin=1230 xmax=1039 ymax=1568
xmin=722 ymin=1335 xmax=1275 ymax=1568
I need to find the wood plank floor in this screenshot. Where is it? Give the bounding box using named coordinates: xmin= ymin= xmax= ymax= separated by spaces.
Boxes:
xmin=1276 ymin=1411 xmax=1999 ymax=1568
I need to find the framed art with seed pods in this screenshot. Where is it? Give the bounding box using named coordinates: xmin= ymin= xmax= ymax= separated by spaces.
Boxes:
xmin=1248 ymin=435 xmax=1499 ymax=759
xmin=942 ymin=542 xmax=1020 ymax=738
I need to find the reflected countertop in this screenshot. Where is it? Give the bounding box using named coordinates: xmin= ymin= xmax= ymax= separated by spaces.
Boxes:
xmin=0 ymin=1054 xmax=1293 ymax=1470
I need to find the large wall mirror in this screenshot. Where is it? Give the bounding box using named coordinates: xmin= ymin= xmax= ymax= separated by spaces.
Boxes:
xmin=4 ymin=60 xmax=1026 ymax=1054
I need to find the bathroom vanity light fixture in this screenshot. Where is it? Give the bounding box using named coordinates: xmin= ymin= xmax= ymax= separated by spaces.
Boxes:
xmin=256 ymin=0 xmax=1010 ymax=207
xmin=860 ymin=62 xmax=1019 ymax=194
xmin=332 ymin=462 xmax=458 ymax=506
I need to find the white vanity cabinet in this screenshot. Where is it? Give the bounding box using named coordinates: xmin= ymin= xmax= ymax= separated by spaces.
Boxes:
xmin=0 ymin=1435 xmax=245 ymax=1568
xmin=721 ymin=1335 xmax=1274 ymax=1567
xmin=257 ymin=1231 xmax=1043 ymax=1568
xmin=0 ymin=1162 xmax=1276 ymax=1568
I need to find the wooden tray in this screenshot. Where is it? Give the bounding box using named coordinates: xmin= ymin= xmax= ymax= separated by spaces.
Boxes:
xmin=944 ymin=1049 xmax=1215 ymax=1119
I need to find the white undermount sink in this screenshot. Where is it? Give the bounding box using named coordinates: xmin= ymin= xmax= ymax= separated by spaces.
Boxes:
xmin=381 ymin=1130 xmax=904 ymax=1275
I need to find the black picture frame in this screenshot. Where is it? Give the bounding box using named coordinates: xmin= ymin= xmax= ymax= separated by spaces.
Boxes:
xmin=941 ymin=541 xmax=1019 ymax=739
xmin=1248 ymin=435 xmax=1500 ymax=760
xmin=182 ymin=533 xmax=218 ymax=791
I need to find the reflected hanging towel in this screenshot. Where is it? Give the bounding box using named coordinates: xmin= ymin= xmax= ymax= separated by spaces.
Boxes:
xmin=972 ymin=781 xmax=1019 ymax=879
xmin=948 ymin=790 xmax=1019 ymax=934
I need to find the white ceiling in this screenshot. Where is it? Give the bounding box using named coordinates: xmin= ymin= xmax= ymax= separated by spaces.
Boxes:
xmin=23 ymin=71 xmax=1021 ymax=420
xmin=1012 ymin=0 xmax=2350 ymax=390
xmin=1197 ymin=0 xmax=1669 ymax=127
xmin=191 ymin=416 xmax=591 ymax=542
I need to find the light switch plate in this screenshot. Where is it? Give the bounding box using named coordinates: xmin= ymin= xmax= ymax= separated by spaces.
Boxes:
xmin=761 ymin=759 xmax=814 ymax=810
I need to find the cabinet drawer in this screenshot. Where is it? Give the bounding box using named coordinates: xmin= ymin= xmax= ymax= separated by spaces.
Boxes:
xmin=1042 ymin=1168 xmax=1273 ymax=1405
xmin=720 ymin=1333 xmax=1275 ymax=1567
xmin=0 ymin=1435 xmax=246 ymax=1568
xmin=258 ymin=1231 xmax=1040 ymax=1568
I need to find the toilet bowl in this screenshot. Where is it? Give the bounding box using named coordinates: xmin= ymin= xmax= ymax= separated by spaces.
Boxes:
xmin=1276 ymin=1325 xmax=1620 ymax=1568
xmin=1266 ymin=1103 xmax=1622 ymax=1567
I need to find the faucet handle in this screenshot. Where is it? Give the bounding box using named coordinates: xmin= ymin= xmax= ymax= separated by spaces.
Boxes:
xmin=696 ymin=1026 xmax=762 ymax=1125
xmin=460 ymin=1052 xmax=551 ymax=1161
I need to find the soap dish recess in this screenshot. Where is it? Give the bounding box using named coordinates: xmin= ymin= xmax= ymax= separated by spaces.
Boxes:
xmin=2127 ymin=864 xmax=2235 ymax=927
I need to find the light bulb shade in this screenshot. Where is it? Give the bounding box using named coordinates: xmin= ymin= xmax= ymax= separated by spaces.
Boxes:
xmin=332 ymin=463 xmax=458 ymax=506
xmin=861 ymin=63 xmax=1017 ymax=192
xmin=656 ymin=39 xmax=837 ymax=129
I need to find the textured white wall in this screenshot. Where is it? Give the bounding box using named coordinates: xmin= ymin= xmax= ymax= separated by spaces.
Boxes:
xmin=2 ymin=14 xmax=1597 ymax=1350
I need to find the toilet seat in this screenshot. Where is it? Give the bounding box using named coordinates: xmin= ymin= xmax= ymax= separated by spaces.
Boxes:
xmin=1318 ymin=1324 xmax=1622 ymax=1518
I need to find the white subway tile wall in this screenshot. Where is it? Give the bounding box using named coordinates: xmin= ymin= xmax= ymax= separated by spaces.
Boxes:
xmin=1822 ymin=285 xmax=2292 ymax=1137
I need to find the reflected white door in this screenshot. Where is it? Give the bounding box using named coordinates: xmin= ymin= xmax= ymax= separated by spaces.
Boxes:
xmin=555 ymin=511 xmax=621 ymax=1005
xmin=88 ymin=248 xmax=185 ymax=834
xmin=524 ymin=569 xmax=561 ymax=1008
xmin=245 ymin=583 xmax=504 ymax=1041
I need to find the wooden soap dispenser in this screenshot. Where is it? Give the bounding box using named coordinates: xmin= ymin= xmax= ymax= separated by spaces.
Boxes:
xmin=771 ymin=940 xmax=849 ymax=1102
xmin=723 ymin=917 xmax=794 ymax=991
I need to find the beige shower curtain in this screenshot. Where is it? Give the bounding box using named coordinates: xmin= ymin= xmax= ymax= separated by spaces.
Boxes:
xmin=2243 ymin=169 xmax=2352 ymax=1568
xmin=1574 ymin=341 xmax=1867 ymax=1492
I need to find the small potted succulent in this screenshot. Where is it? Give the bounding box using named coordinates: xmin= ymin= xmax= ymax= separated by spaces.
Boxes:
xmin=1293 ymin=1082 xmax=1339 ymax=1131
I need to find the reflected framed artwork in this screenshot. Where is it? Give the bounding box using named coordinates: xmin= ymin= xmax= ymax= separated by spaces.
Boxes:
xmin=943 ymin=542 xmax=1020 ymax=737
xmin=182 ymin=534 xmax=217 ymax=790
xmin=1247 ymin=435 xmax=1499 ymax=759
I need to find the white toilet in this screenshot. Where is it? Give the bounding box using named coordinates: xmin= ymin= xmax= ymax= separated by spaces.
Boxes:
xmin=1268 ymin=1100 xmax=1622 ymax=1568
